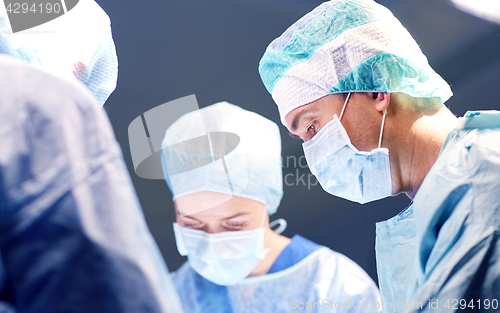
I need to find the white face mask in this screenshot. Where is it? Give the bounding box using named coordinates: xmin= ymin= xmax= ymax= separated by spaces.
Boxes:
xmin=302 ymin=93 xmax=392 ymax=204
xmin=173 ymin=210 xmax=270 ymax=286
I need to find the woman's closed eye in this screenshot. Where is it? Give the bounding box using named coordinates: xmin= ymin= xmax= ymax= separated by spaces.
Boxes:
xmin=180 ymin=217 xmax=203 ymax=229
xmin=222 ymin=220 xmax=246 ymax=230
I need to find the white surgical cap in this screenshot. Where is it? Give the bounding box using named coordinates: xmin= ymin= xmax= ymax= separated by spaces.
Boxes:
xmin=0 ymin=0 xmax=118 ymax=106
xmin=258 ymin=0 xmax=453 ymax=125
xmin=161 ymin=102 xmax=283 ymax=215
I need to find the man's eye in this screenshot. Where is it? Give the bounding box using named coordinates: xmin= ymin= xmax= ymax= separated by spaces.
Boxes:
xmin=307 ymin=124 xmax=317 ymax=133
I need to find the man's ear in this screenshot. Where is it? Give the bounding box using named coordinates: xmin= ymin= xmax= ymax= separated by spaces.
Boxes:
xmin=371 ymin=92 xmax=390 ymax=112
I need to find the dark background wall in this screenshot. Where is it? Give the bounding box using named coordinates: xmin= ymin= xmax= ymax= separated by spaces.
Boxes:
xmin=98 ymin=0 xmax=500 ymax=283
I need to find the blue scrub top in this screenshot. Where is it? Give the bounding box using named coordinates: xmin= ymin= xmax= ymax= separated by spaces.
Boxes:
xmin=268 ymin=234 xmax=321 ymax=273
xmin=172 ymin=234 xmax=381 ymax=313
xmin=375 ymin=110 xmax=500 ymax=313
xmin=172 ymin=234 xmax=320 ymax=313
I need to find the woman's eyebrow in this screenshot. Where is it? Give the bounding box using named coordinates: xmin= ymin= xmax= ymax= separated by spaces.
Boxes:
xmin=177 ymin=211 xmax=201 ymax=221
xmin=180 ymin=216 xmax=201 ymax=222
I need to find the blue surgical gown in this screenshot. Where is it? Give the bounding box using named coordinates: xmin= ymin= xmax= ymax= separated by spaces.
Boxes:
xmin=172 ymin=234 xmax=381 ymax=312
xmin=375 ymin=110 xmax=500 ymax=312
xmin=0 ymin=55 xmax=182 ymax=313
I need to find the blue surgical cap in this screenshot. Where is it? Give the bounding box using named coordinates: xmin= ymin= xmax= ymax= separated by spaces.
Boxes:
xmin=161 ymin=102 xmax=283 ymax=215
xmin=0 ymin=0 xmax=118 ymax=106
xmin=258 ymin=0 xmax=453 ymax=124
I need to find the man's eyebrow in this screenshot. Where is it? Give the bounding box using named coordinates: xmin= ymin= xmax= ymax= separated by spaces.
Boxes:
xmin=291 ymin=110 xmax=315 ymax=132
xmin=290 ymin=111 xmax=304 ymax=131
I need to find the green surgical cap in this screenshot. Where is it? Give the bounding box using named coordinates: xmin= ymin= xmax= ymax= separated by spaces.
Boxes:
xmin=258 ymin=0 xmax=452 ymax=124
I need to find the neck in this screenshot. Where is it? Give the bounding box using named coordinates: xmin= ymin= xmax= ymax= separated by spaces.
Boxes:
xmin=388 ymin=96 xmax=457 ymax=199
xmin=407 ymin=108 xmax=457 ymax=198
xmin=248 ymin=229 xmax=291 ymax=277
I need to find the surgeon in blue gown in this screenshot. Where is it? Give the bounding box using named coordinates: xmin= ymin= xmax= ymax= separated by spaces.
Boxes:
xmin=161 ymin=102 xmax=381 ymax=313
xmin=258 ymin=0 xmax=500 ymax=312
xmin=0 ymin=55 xmax=183 ymax=313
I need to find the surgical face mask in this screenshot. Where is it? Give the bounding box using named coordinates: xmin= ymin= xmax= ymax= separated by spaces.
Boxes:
xmin=173 ymin=210 xmax=270 ymax=286
xmin=302 ymin=93 xmax=392 ymax=204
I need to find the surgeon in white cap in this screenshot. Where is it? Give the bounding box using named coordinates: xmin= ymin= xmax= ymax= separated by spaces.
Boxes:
xmin=162 ymin=102 xmax=381 ymax=313
xmin=258 ymin=0 xmax=500 ymax=312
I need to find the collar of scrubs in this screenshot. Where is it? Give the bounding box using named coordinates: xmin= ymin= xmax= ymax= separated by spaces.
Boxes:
xmin=455 ymin=110 xmax=500 ymax=129
xmin=375 ymin=203 xmax=418 ymax=310
xmin=235 ymin=247 xmax=329 ymax=285
xmin=267 ymin=234 xmax=321 ymax=274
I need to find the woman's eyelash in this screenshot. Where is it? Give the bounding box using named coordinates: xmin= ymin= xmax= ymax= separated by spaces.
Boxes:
xmin=225 ymin=222 xmax=244 ymax=228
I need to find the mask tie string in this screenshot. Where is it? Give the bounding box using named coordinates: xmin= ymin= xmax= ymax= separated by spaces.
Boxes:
xmin=259 ymin=208 xmax=271 ymax=258
xmin=378 ymin=108 xmax=387 ymax=149
xmin=269 ymin=218 xmax=287 ymax=235
xmin=339 ymin=92 xmax=351 ymax=120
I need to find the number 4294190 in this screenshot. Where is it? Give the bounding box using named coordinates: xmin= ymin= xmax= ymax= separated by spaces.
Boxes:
xmin=444 ymin=299 xmax=498 ymax=310
xmin=6 ymin=3 xmax=62 ymax=14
